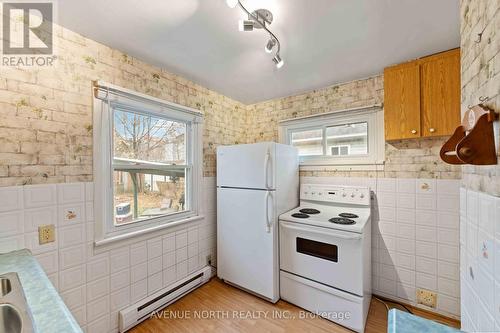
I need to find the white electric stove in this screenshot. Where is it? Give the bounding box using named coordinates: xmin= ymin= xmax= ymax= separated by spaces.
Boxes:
xmin=279 ymin=184 xmax=372 ymax=332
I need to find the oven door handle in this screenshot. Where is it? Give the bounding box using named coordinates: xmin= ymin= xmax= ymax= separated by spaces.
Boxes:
xmin=280 ymin=221 xmax=362 ymax=240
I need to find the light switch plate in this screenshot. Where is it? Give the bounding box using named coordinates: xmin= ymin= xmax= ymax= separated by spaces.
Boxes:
xmin=38 ymin=224 xmax=55 ymax=245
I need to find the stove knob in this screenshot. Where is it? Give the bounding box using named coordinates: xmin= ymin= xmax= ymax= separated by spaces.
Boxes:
xmin=318 ymin=192 xmax=322 ymax=196
xmin=342 ymin=193 xmax=347 ymax=197
xmin=351 ymin=193 xmax=356 ymax=198
xmin=311 ymin=192 xmax=316 ymax=195
xmin=360 ymin=193 xmax=365 ymax=199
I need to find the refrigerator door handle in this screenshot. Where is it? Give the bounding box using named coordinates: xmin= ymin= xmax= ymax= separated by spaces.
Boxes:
xmin=264 ymin=149 xmax=271 ymax=189
xmin=265 ymin=191 xmax=272 ymax=233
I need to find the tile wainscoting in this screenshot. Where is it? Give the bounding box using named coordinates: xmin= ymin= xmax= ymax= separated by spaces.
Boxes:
xmin=0 ymin=177 xmax=217 ymax=333
xmin=459 ymin=188 xmax=500 ymax=331
xmin=301 ymin=176 xmax=461 ymax=318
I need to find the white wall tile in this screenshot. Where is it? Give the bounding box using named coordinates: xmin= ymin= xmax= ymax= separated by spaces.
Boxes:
xmin=397 ymin=194 xmax=416 ymax=209
xmin=87 ymin=314 xmax=110 ymax=333
xmin=130 ymin=242 xmax=147 ymax=265
xmin=416 ymin=257 xmax=437 ymax=275
xmin=24 ymin=184 xmax=57 ymax=208
xmin=59 ymin=224 xmax=85 ymax=248
xmin=0 ymin=211 xmax=23 ymax=236
xmin=0 ymin=186 xmax=23 ymax=212
xmin=87 ymin=277 xmax=109 ymax=303
xmin=110 ymin=247 xmax=130 ymax=274
xmin=57 ymin=183 xmax=85 ymax=204
xmin=86 ymin=295 xmax=109 ymax=323
xmin=59 ymin=265 xmax=86 ymax=292
xmin=59 ymin=244 xmax=86 ymax=270
xmin=147 ymin=237 xmax=162 ymax=259
xmin=397 ymin=179 xmax=416 ymax=194
xmin=437 ymin=195 xmax=460 ymax=213
xmin=36 ymin=251 xmax=59 ymax=275
xmin=437 ymin=180 xmax=459 ymax=195
xmin=148 ymin=256 xmax=162 ymax=276
xmin=110 ymin=269 xmax=130 ymax=293
xmin=377 ymin=178 xmax=396 ymax=193
xmin=61 ymin=285 xmax=86 ymax=310
xmin=110 ymin=287 xmax=130 ymax=312
xmin=148 ymin=271 xmax=163 ymax=294
xmin=416 ymin=194 xmax=436 ymax=210
xmin=130 ymin=261 xmax=147 ymax=284
xmin=163 ymin=267 xmax=176 ymax=287
xmin=175 ymin=231 xmax=188 ymax=249
xmin=24 ymin=206 xmax=57 ymax=232
xmin=86 ymin=257 xmax=110 ymax=282
xmin=416 ymin=179 xmax=436 ymax=194
xmin=416 ymin=272 xmax=437 ymax=291
xmin=130 ymin=279 xmax=147 ymax=303
xmin=162 ymin=234 xmax=175 ymax=254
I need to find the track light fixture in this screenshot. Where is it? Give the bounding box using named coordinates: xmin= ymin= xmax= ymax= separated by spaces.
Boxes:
xmin=265 ymin=38 xmax=276 ymax=53
xmin=226 ymin=0 xmax=284 ymax=69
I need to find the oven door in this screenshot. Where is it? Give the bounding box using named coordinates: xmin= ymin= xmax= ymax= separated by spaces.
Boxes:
xmin=279 ymin=220 xmax=364 ymax=296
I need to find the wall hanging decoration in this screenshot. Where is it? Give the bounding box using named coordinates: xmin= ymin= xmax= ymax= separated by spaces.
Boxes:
xmin=226 ymin=0 xmax=284 ymax=69
xmin=440 ymin=103 xmax=498 ymax=165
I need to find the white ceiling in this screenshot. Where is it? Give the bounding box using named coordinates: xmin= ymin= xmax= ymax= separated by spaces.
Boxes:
xmin=57 ymin=0 xmax=460 ymax=104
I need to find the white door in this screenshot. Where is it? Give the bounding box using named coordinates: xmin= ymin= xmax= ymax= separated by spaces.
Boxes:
xmin=217 ymin=187 xmax=278 ymax=302
xmin=279 ymin=220 xmax=364 ymax=296
xmin=217 ymin=142 xmax=274 ymax=189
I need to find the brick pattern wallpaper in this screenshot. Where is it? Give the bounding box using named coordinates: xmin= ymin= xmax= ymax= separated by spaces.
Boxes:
xmin=246 ymin=76 xmax=461 ymax=179
xmin=0 ymin=24 xmax=247 ymax=186
xmin=460 ymin=0 xmax=500 ymax=196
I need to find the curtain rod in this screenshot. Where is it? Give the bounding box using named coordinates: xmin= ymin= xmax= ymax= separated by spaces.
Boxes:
xmin=92 ymin=80 xmax=204 ymax=118
xmin=278 ymin=104 xmax=383 ymax=124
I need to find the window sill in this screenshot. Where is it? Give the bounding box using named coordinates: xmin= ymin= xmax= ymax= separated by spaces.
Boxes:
xmin=93 ymin=214 xmax=204 ymax=253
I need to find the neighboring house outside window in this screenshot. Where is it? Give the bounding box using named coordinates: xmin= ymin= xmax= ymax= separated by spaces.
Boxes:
xmin=279 ymin=106 xmax=384 ymax=167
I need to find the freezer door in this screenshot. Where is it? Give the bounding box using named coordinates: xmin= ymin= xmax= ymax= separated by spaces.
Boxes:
xmin=217 ymin=187 xmax=279 ymax=302
xmin=217 ymin=142 xmax=274 ymax=189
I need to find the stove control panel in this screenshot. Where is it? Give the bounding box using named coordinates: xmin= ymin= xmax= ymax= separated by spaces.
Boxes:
xmin=301 ymin=184 xmax=371 ymax=206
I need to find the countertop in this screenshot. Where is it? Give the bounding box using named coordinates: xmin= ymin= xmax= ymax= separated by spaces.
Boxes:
xmin=388 ymin=309 xmax=461 ymax=333
xmin=0 ymin=249 xmax=82 ymax=333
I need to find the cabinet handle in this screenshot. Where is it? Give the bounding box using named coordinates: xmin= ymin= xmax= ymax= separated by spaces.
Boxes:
xmin=411 ymin=129 xmax=417 ymax=134
xmin=429 ymin=128 xmax=436 ymax=133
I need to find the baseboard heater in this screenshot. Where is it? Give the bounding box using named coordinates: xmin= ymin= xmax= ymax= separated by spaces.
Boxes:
xmin=119 ymin=266 xmax=213 ymax=332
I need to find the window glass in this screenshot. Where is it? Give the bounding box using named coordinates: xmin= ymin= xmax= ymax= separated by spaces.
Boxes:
xmin=113 ymin=109 xmax=186 ymax=165
xmin=326 ymin=122 xmax=368 ymax=156
xmin=290 ymin=129 xmax=323 ymax=156
xmin=113 ymin=170 xmax=186 ymax=225
xmin=112 ymin=108 xmax=189 ymax=227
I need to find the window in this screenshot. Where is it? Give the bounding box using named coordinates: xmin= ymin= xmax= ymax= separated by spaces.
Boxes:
xmin=93 ymin=82 xmax=203 ymax=244
xmin=279 ymin=106 xmax=384 ymax=166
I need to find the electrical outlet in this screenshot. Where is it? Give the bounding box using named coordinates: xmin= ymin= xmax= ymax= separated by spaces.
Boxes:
xmin=38 ymin=224 xmax=55 ymax=245
xmin=416 ymin=288 xmax=437 ymax=308
xmin=206 ymin=254 xmax=212 ymax=266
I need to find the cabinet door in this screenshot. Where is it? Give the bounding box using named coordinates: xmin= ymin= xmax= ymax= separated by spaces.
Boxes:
xmin=420 ymin=49 xmax=460 ymax=137
xmin=384 ymin=62 xmax=421 ymax=140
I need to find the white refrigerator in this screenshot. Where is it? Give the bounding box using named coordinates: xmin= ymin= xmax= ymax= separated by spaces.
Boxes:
xmin=216 ymin=142 xmax=298 ymax=303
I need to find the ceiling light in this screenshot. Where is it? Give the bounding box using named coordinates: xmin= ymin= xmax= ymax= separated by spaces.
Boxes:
xmin=273 ymin=54 xmax=284 ymax=69
xmin=238 ymin=19 xmax=254 ymax=32
xmin=265 ymin=39 xmax=276 ymax=53
xmin=228 ymin=0 xmax=284 ymax=69
xmin=226 ymin=0 xmax=238 ymax=8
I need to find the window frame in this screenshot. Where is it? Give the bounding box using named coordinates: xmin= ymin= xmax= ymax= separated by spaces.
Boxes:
xmin=93 ymin=82 xmax=204 ymax=246
xmin=278 ymin=106 xmax=384 ymax=167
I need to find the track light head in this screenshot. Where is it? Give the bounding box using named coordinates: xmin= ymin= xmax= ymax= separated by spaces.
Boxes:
xmin=226 ymin=0 xmax=238 ymax=8
xmin=265 ymin=38 xmax=276 ymax=53
xmin=273 ymin=54 xmax=284 ymax=69
xmin=238 ymin=19 xmax=254 ymax=32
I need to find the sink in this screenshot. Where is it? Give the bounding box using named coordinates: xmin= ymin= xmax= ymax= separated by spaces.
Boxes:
xmin=0 ymin=303 xmax=22 ymax=333
xmin=0 ymin=273 xmax=34 ymax=333
xmin=0 ymin=278 xmax=11 ymax=297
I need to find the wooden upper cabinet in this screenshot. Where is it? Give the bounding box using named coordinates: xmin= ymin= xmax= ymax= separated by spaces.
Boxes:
xmin=384 ymin=62 xmax=421 ymax=140
xmin=383 ymin=48 xmax=461 ymax=141
xmin=420 ymin=49 xmax=461 ymax=137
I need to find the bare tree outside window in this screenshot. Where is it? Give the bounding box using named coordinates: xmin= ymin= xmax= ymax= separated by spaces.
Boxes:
xmin=112 ymin=109 xmax=187 ymax=225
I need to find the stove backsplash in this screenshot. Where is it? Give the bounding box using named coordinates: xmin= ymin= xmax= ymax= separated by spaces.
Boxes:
xmin=302 ymin=176 xmax=461 ymax=318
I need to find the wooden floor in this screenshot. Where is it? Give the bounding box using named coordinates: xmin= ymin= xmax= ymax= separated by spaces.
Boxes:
xmin=131 ymin=278 xmax=459 ymax=333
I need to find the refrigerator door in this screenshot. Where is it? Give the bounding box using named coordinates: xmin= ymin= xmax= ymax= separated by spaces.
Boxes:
xmin=217 ymin=142 xmax=275 ymax=190
xmin=217 ymin=187 xmax=279 ymax=302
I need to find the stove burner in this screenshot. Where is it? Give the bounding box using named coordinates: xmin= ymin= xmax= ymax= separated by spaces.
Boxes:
xmin=299 ymin=208 xmax=320 ymax=215
xmin=292 ymin=213 xmax=310 ymax=218
xmin=339 ymin=213 xmax=359 ymax=219
xmin=329 ymin=217 xmax=356 ymax=225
